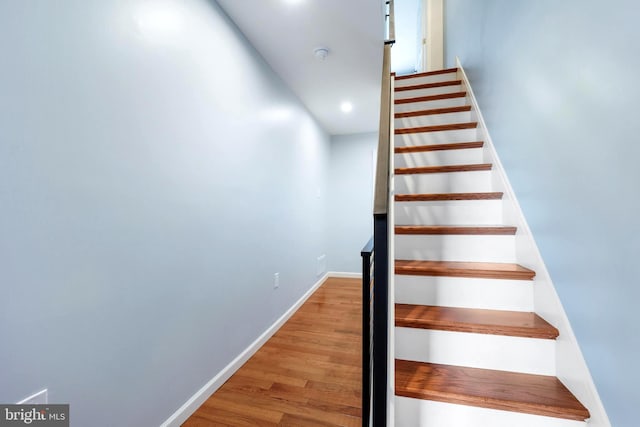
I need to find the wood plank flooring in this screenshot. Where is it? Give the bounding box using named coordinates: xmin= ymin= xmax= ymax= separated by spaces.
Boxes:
xmin=183 ymin=277 xmax=362 ymax=427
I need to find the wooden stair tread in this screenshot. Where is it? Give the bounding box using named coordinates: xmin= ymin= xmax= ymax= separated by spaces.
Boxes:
xmin=395 ymin=80 xmax=462 ymax=92
xmin=395 ymin=304 xmax=558 ymax=339
xmin=395 ymin=192 xmax=503 ymax=202
xmin=395 ymin=260 xmax=535 ymax=280
xmin=395 ymin=360 xmax=590 ymax=421
xmin=395 ymin=141 xmax=483 ymax=154
xmin=395 ymin=163 xmax=491 ymax=175
xmin=395 ymin=68 xmax=458 ymax=80
xmin=395 ymin=122 xmax=477 ymax=135
xmin=395 ymin=225 xmax=517 ymax=235
xmin=395 ymin=105 xmax=471 ymax=118
xmin=395 ymin=92 xmax=466 ymax=105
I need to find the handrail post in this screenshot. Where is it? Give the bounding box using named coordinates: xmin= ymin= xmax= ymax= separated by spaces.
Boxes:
xmin=372 ymin=215 xmax=389 ymax=426
xmin=361 ymin=238 xmax=374 ymax=427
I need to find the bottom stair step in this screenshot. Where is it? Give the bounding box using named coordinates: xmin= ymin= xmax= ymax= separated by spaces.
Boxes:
xmin=395 ymin=360 xmax=590 ymax=421
xmin=395 ymin=396 xmax=588 ymax=427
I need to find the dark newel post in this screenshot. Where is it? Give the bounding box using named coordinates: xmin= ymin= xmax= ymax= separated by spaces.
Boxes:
xmin=372 ymin=214 xmax=388 ymax=426
xmin=361 ymin=241 xmax=372 ymax=427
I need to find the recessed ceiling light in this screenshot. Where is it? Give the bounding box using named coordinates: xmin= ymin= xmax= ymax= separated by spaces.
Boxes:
xmin=341 ymin=102 xmax=353 ymax=113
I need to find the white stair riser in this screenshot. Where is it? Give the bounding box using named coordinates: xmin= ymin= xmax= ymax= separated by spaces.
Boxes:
xmin=395 ymin=234 xmax=516 ymax=263
xmin=395 ymin=85 xmax=462 ymax=100
xmin=395 ymin=200 xmax=504 ymax=225
xmin=395 ymin=397 xmax=587 ymax=427
xmin=395 ymin=275 xmax=534 ymax=312
xmin=395 ymin=97 xmax=467 ymax=113
xmin=395 ymin=111 xmax=472 ymax=128
xmin=395 ymin=72 xmax=458 ymax=87
xmin=395 ymin=170 xmax=493 ymax=194
xmin=395 ymin=328 xmax=556 ymax=376
xmin=395 ymin=128 xmax=479 ymax=146
xmin=395 ymin=148 xmax=484 ymax=168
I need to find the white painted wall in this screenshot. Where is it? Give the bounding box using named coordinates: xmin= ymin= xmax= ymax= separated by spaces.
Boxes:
xmin=444 ymin=1 xmax=640 ymax=425
xmin=0 ymin=1 xmax=330 ymax=425
xmin=328 ymin=132 xmax=378 ymax=272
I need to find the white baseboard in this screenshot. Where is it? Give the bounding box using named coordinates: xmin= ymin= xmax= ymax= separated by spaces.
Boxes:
xmin=161 ymin=272 xmax=333 ymax=427
xmin=327 ymin=271 xmax=362 ymax=279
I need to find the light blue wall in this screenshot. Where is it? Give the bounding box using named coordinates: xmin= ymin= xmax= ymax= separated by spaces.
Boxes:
xmin=0 ymin=1 xmax=330 ymax=425
xmin=444 ymin=1 xmax=640 ymax=425
xmin=328 ymin=132 xmax=378 ymax=272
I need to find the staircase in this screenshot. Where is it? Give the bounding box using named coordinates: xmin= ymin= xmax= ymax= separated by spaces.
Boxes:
xmin=392 ymin=68 xmax=591 ymax=426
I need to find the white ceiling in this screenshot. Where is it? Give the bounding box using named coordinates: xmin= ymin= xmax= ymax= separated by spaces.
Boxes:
xmin=216 ymin=0 xmax=386 ymax=135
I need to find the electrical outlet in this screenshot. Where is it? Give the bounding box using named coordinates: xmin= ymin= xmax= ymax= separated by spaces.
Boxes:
xmin=273 ymin=273 xmax=279 ymax=289
xmin=317 ymin=254 xmax=327 ymax=276
xmin=17 ymin=389 xmax=48 ymax=405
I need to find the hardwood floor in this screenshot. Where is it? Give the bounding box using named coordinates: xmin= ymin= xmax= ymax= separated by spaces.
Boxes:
xmin=183 ymin=277 xmax=362 ymax=427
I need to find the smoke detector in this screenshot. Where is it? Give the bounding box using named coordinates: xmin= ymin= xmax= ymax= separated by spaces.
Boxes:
xmin=314 ymin=47 xmax=329 ymax=61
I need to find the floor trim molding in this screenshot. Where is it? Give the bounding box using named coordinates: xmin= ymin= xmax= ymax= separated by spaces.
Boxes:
xmin=327 ymin=271 xmax=362 ymax=279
